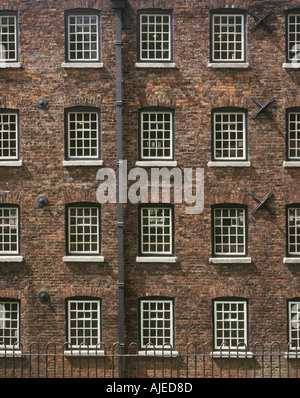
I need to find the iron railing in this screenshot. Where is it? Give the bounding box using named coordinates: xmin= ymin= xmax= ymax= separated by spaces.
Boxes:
xmin=0 ymin=342 xmax=300 ymax=378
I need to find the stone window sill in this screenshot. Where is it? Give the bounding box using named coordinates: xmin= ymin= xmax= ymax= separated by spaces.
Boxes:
xmin=208 ymin=161 xmax=251 ymax=168
xmin=0 ymin=350 xmax=22 ymax=357
xmin=63 ymin=256 xmax=105 ymax=263
xmin=63 ymin=160 xmax=104 ymax=167
xmin=0 ymin=160 xmax=22 ymax=167
xmin=283 ymin=63 xmax=300 ymax=69
xmin=285 ymin=351 xmax=300 ymax=359
xmin=138 ymin=350 xmax=178 ymax=357
xmin=135 ymin=62 xmax=176 ymax=69
xmin=208 ymin=62 xmax=249 ymax=69
xmin=62 ymin=62 xmax=104 ymax=68
xmin=0 ymin=255 xmax=23 ymax=263
xmin=64 ymin=350 xmax=105 ymax=357
xmin=210 ymin=351 xmax=253 ymax=359
xmin=283 ymin=161 xmax=300 ymax=168
xmin=135 ymin=160 xmax=177 ymax=167
xmin=209 ymin=257 xmax=251 ymax=264
xmin=0 ymin=62 xmax=22 ymax=69
xmin=136 ymin=256 xmax=177 ymax=263
xmin=283 ymin=257 xmax=300 ymax=264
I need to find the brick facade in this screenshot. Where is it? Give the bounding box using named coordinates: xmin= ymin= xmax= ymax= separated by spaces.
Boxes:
xmin=0 ymin=0 xmax=300 ymax=356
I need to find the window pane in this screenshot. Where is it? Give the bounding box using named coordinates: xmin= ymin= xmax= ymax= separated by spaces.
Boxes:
xmin=68 ymin=206 xmax=100 ymax=254
xmin=141 ymin=207 xmax=173 ymax=255
xmin=68 ymin=14 xmax=99 ymax=61
xmin=288 ymin=208 xmax=300 ymax=254
xmin=288 ymin=112 xmax=300 ymax=159
xmin=213 ymin=112 xmax=246 ymax=160
xmin=139 ymin=13 xmax=171 ymax=61
xmin=214 ymin=207 xmax=246 ymax=255
xmin=289 ymin=301 xmax=300 ymax=349
xmin=67 ymin=111 xmax=99 ymax=159
xmin=140 ymin=299 xmax=173 ymax=349
xmin=212 ymin=14 xmax=245 ymax=62
xmin=214 ymin=300 xmax=247 ymax=349
xmin=140 ymin=111 xmax=173 ymax=160
xmin=0 ymin=113 xmax=18 ymax=160
xmin=0 ymin=14 xmax=17 ymax=61
xmin=68 ymin=299 xmax=101 ymax=348
xmin=0 ymin=301 xmax=19 ymax=348
xmin=288 ymin=14 xmax=300 ymax=61
xmin=0 ymin=207 xmax=19 ymax=254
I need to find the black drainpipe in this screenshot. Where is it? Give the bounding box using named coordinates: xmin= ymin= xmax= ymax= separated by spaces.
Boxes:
xmin=110 ymin=0 xmax=130 ymax=378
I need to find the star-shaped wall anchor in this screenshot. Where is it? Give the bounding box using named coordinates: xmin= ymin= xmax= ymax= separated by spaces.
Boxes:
xmin=251 ymin=97 xmax=275 ymax=120
xmin=249 ymin=10 xmax=273 ymax=33
xmin=250 ymin=192 xmax=274 ymax=215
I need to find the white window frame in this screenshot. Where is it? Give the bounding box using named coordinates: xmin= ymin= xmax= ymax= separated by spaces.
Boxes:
xmin=0 ymin=300 xmax=20 ymax=350
xmin=213 ymin=207 xmax=246 ymax=256
xmin=66 ymin=110 xmax=100 ymax=160
xmin=0 ymin=13 xmax=18 ymax=63
xmin=62 ymin=10 xmax=103 ymax=68
xmin=140 ymin=298 xmax=174 ymax=350
xmin=67 ymin=205 xmax=100 ymax=255
xmin=287 ymin=112 xmax=300 ymax=160
xmin=140 ymin=110 xmax=173 ymax=161
xmin=67 ymin=298 xmax=101 ymax=349
xmin=140 ymin=207 xmax=173 ymax=256
xmin=211 ymin=12 xmax=246 ymax=63
xmin=138 ymin=12 xmax=172 ymax=62
xmin=287 ymin=13 xmax=300 ymax=63
xmin=213 ymin=111 xmax=247 ymax=161
xmin=66 ymin=12 xmax=100 ymax=63
xmin=0 ymin=206 xmax=19 ymax=255
xmin=287 ymin=207 xmax=300 ymax=255
xmin=213 ymin=299 xmax=248 ymax=350
xmin=0 ymin=112 xmax=19 ymax=161
xmin=288 ymin=300 xmax=300 ymax=350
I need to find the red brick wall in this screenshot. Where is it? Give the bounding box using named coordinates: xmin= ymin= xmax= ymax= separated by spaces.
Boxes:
xmin=0 ymin=0 xmax=299 ymax=351
xmin=122 ymin=0 xmax=300 ymax=348
xmin=0 ymin=0 xmax=119 ymax=346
